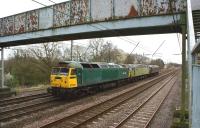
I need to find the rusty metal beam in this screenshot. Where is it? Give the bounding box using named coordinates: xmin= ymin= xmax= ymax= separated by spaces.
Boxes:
xmin=0 ymin=14 xmax=183 ymax=47
xmin=0 ymin=0 xmax=186 ymax=47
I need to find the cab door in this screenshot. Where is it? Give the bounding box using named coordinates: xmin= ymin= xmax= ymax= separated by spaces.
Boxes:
xmin=68 ymin=68 xmax=78 ymax=88
xmin=76 ymin=68 xmax=82 ymax=86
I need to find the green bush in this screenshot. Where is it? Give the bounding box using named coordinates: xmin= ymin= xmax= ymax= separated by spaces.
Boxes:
xmin=5 ymin=77 xmax=19 ymax=88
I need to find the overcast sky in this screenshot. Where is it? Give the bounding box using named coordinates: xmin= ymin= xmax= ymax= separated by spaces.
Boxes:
xmin=0 ymin=0 xmax=182 ymax=64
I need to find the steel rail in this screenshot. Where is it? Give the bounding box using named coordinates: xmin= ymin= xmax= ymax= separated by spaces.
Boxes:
xmin=0 ymin=93 xmax=51 ymax=107
xmin=72 ymin=73 xmax=176 ymax=128
xmin=0 ymin=96 xmax=59 ymax=122
xmin=113 ymin=72 xmax=178 ymax=128
xmin=0 ymin=70 xmax=170 ymax=123
xmin=39 ymin=70 xmax=176 ymax=128
xmin=143 ymin=77 xmax=177 ymax=128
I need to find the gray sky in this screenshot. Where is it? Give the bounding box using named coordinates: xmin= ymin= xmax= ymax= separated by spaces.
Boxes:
xmin=191 ymin=0 xmax=200 ymax=10
xmin=0 ymin=0 xmax=182 ymax=64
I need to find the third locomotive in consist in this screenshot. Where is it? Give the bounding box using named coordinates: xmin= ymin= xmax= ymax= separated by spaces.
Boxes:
xmin=48 ymin=61 xmax=159 ymax=97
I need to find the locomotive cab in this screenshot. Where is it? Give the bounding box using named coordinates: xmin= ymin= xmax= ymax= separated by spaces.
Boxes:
xmin=50 ymin=67 xmax=78 ymax=89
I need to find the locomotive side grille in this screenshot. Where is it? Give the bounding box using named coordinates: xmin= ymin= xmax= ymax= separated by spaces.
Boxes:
xmin=55 ymin=76 xmax=62 ymax=79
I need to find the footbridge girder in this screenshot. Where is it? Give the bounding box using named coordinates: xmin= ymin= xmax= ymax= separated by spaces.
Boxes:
xmin=0 ymin=0 xmax=186 ymax=47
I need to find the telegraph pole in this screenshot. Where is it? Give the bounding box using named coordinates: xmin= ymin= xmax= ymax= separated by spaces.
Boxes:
xmin=0 ymin=47 xmax=4 ymax=88
xmin=71 ymin=40 xmax=73 ymax=61
xmin=181 ymin=25 xmax=186 ymax=122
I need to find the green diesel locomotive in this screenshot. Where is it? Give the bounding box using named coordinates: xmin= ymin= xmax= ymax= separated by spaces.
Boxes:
xmin=48 ymin=61 xmax=159 ymax=97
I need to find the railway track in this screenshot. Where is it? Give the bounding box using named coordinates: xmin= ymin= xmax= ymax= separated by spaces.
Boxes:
xmin=109 ymin=72 xmax=177 ymax=128
xmin=37 ymin=70 xmax=177 ymax=128
xmin=0 ymin=70 xmax=169 ymax=124
xmin=0 ymin=95 xmax=60 ymax=122
xmin=0 ymin=92 xmax=51 ymax=107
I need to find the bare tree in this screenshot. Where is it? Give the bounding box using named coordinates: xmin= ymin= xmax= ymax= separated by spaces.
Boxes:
xmin=28 ymin=42 xmax=61 ymax=68
xmin=88 ymin=39 xmax=128 ymax=63
xmin=60 ymin=44 xmax=71 ymax=61
xmin=150 ymin=59 xmax=165 ymax=68
xmin=124 ymin=54 xmax=135 ymax=64
xmin=88 ymin=38 xmax=104 ymax=61
xmin=28 ymin=43 xmax=61 ymax=75
xmin=101 ymin=41 xmax=124 ymax=63
xmin=73 ymin=45 xmax=89 ymax=61
xmin=6 ymin=48 xmax=52 ymax=86
xmin=134 ymin=54 xmax=149 ymax=64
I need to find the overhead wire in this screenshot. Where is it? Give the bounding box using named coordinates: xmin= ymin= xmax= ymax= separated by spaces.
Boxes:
xmin=48 ymin=0 xmax=57 ymax=4
xmin=31 ymin=0 xmax=153 ymax=54
xmin=89 ymin=21 xmax=153 ymax=53
xmin=125 ymin=42 xmax=140 ymax=63
xmin=152 ymin=40 xmax=165 ymax=57
xmin=129 ymin=42 xmax=140 ymax=55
